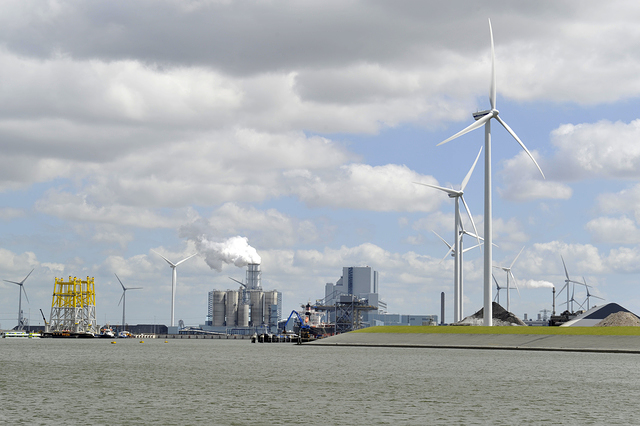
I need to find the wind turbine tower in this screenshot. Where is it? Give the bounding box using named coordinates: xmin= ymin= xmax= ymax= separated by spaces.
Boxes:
xmin=115 ymin=273 xmax=142 ymax=332
xmin=414 ymin=147 xmax=482 ymax=322
xmin=4 ymin=269 xmax=34 ymax=330
xmin=153 ymin=250 xmax=197 ymax=327
xmin=438 ymin=20 xmax=545 ymax=325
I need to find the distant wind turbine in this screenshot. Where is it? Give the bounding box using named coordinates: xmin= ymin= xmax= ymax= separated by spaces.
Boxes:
xmin=580 ymin=277 xmax=604 ymax=311
xmin=437 ymin=19 xmax=545 ymax=325
xmin=415 ymin=146 xmax=482 ymax=323
xmin=4 ymin=269 xmax=34 ymax=330
xmin=152 ymin=250 xmax=197 ymax=327
xmin=558 ymin=256 xmax=583 ymax=313
xmin=493 ymin=246 xmax=524 ymax=313
xmin=115 ymin=273 xmax=142 ymax=332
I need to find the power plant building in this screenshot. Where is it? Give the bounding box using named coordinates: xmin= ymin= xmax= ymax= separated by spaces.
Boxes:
xmin=203 ymin=263 xmax=282 ymax=334
xmin=324 ymin=266 xmax=386 ymax=312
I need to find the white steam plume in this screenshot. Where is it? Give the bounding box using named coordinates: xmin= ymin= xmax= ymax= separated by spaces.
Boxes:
xmin=521 ymin=280 xmax=555 ymax=289
xmin=195 ymin=235 xmax=261 ymax=272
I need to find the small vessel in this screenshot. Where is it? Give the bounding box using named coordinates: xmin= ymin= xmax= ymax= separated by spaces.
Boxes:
xmin=2 ymin=331 xmax=41 ymax=339
xmin=96 ymin=326 xmax=116 ymax=338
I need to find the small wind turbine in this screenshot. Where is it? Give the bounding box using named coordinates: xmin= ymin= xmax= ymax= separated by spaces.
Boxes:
xmin=437 ymin=20 xmax=545 ymax=325
xmin=492 ymin=274 xmax=503 ymax=305
xmin=493 ymin=246 xmax=524 ymax=313
xmin=415 ymin=146 xmax=482 ymax=322
xmin=558 ymin=256 xmax=583 ymax=313
xmin=580 ymin=277 xmax=604 ymax=311
xmin=115 ymin=273 xmax=142 ymax=332
xmin=4 ymin=269 xmax=34 ymax=330
xmin=152 ymin=250 xmax=197 ymax=327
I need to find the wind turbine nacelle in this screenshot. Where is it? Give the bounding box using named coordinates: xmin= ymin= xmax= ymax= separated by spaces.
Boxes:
xmin=473 ymin=110 xmax=492 ymax=121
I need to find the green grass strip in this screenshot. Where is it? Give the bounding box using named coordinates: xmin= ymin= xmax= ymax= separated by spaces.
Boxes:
xmin=353 ymin=325 xmax=640 ymax=336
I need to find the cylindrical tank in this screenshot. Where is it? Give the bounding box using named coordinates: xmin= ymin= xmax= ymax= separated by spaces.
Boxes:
xmin=212 ymin=290 xmax=226 ymax=326
xmin=237 ymin=303 xmax=250 ymax=327
xmin=249 ymin=290 xmax=264 ymax=326
xmin=263 ymin=291 xmax=278 ymax=326
xmin=246 ymin=264 xmax=261 ymax=290
xmin=225 ymin=290 xmax=238 ymax=326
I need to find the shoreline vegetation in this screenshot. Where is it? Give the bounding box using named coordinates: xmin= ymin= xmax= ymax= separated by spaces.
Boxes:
xmin=353 ymin=325 xmax=640 ymax=336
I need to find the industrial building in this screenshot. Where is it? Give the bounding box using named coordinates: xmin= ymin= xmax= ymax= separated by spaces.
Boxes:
xmin=202 ymin=264 xmax=282 ymax=335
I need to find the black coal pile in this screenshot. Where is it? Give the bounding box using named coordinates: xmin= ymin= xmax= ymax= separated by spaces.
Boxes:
xmin=456 ymin=302 xmax=526 ymax=326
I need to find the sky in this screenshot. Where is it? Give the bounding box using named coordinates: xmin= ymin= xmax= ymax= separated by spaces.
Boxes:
xmin=2 ymin=0 xmax=640 ymax=328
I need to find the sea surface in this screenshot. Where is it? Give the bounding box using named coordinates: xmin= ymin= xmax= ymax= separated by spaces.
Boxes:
xmin=1 ymin=338 xmax=639 ymax=425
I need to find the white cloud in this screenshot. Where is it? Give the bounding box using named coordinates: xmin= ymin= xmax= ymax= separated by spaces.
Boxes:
xmin=586 ymin=216 xmax=640 ymax=244
xmin=288 ymin=163 xmax=442 ymax=212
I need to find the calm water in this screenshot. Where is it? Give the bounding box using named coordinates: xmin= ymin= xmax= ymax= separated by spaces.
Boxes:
xmin=1 ymin=338 xmax=639 ymax=425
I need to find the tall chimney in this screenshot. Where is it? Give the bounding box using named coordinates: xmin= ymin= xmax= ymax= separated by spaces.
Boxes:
xmin=440 ymin=292 xmax=445 ymax=325
xmin=552 ymin=287 xmax=556 ymax=316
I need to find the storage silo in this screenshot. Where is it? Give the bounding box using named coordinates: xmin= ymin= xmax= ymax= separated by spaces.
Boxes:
xmin=237 ymin=302 xmax=250 ymax=327
xmin=263 ymin=291 xmax=278 ymax=326
xmin=249 ymin=290 xmax=264 ymax=326
xmin=212 ymin=290 xmax=226 ymax=327
xmin=225 ymin=290 xmax=238 ymax=326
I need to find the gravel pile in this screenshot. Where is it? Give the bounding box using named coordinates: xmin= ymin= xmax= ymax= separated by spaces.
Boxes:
xmin=456 ymin=302 xmax=526 ymax=326
xmin=595 ymin=311 xmax=640 ymax=327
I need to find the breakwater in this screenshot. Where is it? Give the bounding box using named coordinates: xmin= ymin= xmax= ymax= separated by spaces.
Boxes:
xmin=310 ymin=332 xmax=640 ymax=353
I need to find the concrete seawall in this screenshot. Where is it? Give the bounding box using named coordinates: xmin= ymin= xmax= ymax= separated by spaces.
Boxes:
xmin=309 ymin=332 xmax=640 ymax=354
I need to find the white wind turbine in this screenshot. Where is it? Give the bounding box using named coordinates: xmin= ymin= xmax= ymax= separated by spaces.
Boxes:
xmin=558 ymin=256 xmax=583 ymax=313
xmin=437 ymin=19 xmax=545 ymax=325
xmin=492 ymin=274 xmax=503 ymax=305
xmin=115 ymin=273 xmax=142 ymax=333
xmin=432 ymin=229 xmax=482 ymax=321
xmin=580 ymin=277 xmax=604 ymax=311
xmin=152 ymin=250 xmax=197 ymax=327
xmin=415 ymin=146 xmax=482 ymax=322
xmin=4 ymin=269 xmax=34 ymax=330
xmin=493 ymin=246 xmax=524 ymax=313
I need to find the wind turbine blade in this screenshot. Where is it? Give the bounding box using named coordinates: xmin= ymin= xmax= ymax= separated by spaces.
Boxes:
xmin=561 ymin=256 xmax=570 ymax=281
xmin=152 ymin=250 xmax=176 ymax=267
xmin=22 ymin=286 xmax=29 ymax=304
xmin=437 ymin=112 xmax=492 ymax=146
xmin=510 ymin=271 xmax=520 ymax=296
xmin=489 ymin=18 xmax=496 ymax=110
xmin=510 ymin=246 xmax=525 ymax=269
xmin=492 ymin=274 xmax=500 ymax=288
xmin=556 ymin=282 xmax=568 ymax=296
xmin=118 ymin=292 xmax=125 ymax=306
xmin=460 ymin=146 xmax=483 ymax=191
xmin=591 ymin=295 xmax=605 ymax=301
xmin=22 ymin=269 xmax=34 ymax=284
xmin=432 ymin=231 xmax=452 ymax=250
xmin=3 ymin=280 xmax=21 ymax=285
xmin=115 ymin=273 xmax=126 ymax=291
xmin=460 ymin=196 xmax=481 ymax=250
xmin=413 ymin=182 xmax=460 ymax=197
xmin=129 ymin=287 xmax=143 ymax=290
xmin=175 ymin=253 xmax=198 ymax=266
xmin=495 ymin=115 xmax=545 ymax=179
xmin=462 ymin=244 xmax=482 ymax=253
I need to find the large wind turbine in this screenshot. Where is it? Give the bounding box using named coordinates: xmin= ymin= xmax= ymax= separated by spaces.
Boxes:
xmin=152 ymin=250 xmax=197 ymax=327
xmin=115 ymin=273 xmax=142 ymax=332
xmin=4 ymin=269 xmax=34 ymax=330
xmin=415 ymin=146 xmax=482 ymax=322
xmin=493 ymin=246 xmax=524 ymax=313
xmin=438 ymin=20 xmax=545 ymax=325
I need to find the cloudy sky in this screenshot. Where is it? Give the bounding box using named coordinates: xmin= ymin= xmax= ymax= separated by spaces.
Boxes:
xmin=2 ymin=0 xmax=640 ymax=328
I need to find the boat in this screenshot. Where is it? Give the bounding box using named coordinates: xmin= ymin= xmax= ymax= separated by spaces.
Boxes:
xmin=41 ymin=330 xmax=95 ymax=338
xmin=96 ymin=326 xmax=116 ymax=338
xmin=2 ymin=331 xmax=41 ymax=338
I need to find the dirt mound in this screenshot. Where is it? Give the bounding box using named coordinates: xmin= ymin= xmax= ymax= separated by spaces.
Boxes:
xmin=456 ymin=302 xmax=526 ymax=326
xmin=595 ymin=311 xmax=640 ymax=327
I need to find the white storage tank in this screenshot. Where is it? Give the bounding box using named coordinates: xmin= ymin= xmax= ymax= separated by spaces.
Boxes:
xmin=212 ymin=290 xmax=226 ymax=326
xmin=225 ymin=290 xmax=238 ymax=326
xmin=249 ymin=290 xmax=264 ymax=326
xmin=237 ymin=302 xmax=250 ymax=327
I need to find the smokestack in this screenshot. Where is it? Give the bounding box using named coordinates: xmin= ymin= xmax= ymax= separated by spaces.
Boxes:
xmin=440 ymin=292 xmax=445 ymax=325
xmin=552 ymin=287 xmax=556 ymax=316
xmin=246 ymin=263 xmax=262 ymax=290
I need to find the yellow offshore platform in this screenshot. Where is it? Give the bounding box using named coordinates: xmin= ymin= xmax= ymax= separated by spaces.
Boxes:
xmin=47 ymin=276 xmax=98 ymax=336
